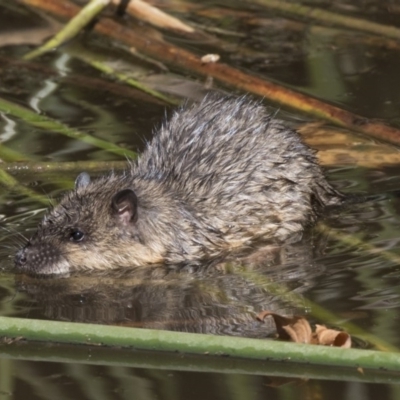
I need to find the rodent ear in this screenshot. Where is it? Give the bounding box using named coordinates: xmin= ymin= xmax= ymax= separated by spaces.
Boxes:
xmin=75 ymin=172 xmax=91 ymax=189
xmin=111 ymin=189 xmax=138 ymax=225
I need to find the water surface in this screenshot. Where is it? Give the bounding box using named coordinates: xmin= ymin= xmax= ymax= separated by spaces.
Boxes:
xmin=1 ymin=1 xmax=400 ymax=399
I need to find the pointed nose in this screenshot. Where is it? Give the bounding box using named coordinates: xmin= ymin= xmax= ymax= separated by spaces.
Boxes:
xmin=14 ymin=241 xmax=67 ymax=275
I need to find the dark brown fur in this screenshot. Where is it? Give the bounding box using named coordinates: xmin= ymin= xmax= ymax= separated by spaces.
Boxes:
xmin=15 ymin=95 xmax=344 ymax=275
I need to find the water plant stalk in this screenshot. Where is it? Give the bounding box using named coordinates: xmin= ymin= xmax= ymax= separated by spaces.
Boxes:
xmin=1 ymin=340 xmax=399 ymax=384
xmin=18 ymin=0 xmax=400 ymax=145
xmin=0 ymin=316 xmax=399 ymax=372
xmin=0 ymin=97 xmax=137 ymax=159
xmin=24 ymin=0 xmax=111 ymax=60
xmin=251 ymin=0 xmax=400 ymax=40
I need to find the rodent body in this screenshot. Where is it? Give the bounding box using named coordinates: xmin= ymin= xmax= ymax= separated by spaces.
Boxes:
xmin=15 ymin=95 xmax=344 ymax=275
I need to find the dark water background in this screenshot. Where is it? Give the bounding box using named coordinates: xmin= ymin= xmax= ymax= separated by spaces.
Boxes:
xmin=1 ymin=0 xmax=400 ymax=399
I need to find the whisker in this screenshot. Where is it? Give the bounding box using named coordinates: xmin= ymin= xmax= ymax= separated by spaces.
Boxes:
xmin=0 ymin=244 xmax=18 ymax=251
xmin=37 ymin=185 xmax=55 ymax=207
xmin=0 ymin=225 xmax=29 ymax=243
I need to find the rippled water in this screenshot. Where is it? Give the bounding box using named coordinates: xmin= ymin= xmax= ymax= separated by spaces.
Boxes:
xmin=1 ymin=0 xmax=400 ymax=399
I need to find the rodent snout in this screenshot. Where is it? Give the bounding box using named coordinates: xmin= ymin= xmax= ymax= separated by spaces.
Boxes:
xmin=14 ymin=241 xmax=64 ymax=275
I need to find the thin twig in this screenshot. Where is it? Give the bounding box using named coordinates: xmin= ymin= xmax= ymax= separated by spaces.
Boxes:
xmin=24 ymin=0 xmax=111 ymax=60
xmin=112 ymin=0 xmax=194 ymax=33
xmin=18 ymin=0 xmax=400 ymax=145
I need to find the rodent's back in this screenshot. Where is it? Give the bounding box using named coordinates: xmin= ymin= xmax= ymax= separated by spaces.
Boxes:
xmin=138 ymin=95 xmax=342 ymax=243
xmin=15 ymin=95 xmax=344 ymax=275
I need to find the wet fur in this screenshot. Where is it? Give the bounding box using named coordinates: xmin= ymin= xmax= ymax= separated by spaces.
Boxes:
xmin=15 ymin=95 xmax=343 ymax=275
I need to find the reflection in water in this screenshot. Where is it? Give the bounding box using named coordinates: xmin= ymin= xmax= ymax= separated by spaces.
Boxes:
xmin=2 ymin=0 xmax=400 ymax=399
xmin=5 ymin=345 xmax=395 ymax=400
xmin=15 ymin=238 xmax=323 ymax=337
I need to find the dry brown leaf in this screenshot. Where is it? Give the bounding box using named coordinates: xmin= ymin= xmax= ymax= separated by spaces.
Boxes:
xmin=315 ymin=324 xmax=352 ymax=348
xmin=257 ymin=311 xmax=312 ymax=344
xmin=258 ymin=311 xmax=351 ymax=348
xmin=282 ymin=317 xmax=313 ymax=344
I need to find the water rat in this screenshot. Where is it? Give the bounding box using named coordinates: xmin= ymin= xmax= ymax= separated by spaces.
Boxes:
xmin=15 ymin=95 xmax=344 ymax=275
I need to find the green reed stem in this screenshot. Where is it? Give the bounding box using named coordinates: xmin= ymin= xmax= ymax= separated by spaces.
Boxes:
xmin=0 ymin=316 xmax=399 ymax=372
xmin=0 ymin=97 xmax=137 ymax=159
xmin=24 ymin=0 xmax=111 ymax=60
xmin=65 ymin=44 xmax=179 ymax=105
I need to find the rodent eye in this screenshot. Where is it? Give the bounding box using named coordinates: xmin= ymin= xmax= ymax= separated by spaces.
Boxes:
xmin=70 ymin=230 xmax=84 ymax=242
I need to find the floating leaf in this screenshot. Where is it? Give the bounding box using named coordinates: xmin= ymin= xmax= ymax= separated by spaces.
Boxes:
xmin=315 ymin=324 xmax=352 ymax=348
xmin=258 ymin=311 xmax=351 ymax=348
xmin=257 ymin=311 xmax=312 ymax=344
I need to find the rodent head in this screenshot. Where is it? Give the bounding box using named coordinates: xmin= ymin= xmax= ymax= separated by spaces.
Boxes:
xmin=15 ymin=172 xmax=165 ymax=276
